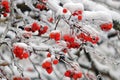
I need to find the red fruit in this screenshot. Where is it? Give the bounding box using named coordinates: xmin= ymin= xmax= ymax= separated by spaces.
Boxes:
xmin=91 ymin=36 xmax=99 ymax=44
xmin=13 ymin=46 xmax=24 ymax=55
xmin=49 ymin=32 xmax=61 ymax=41
xmin=63 ymin=8 xmax=68 ymax=14
xmin=100 ymin=23 xmax=113 ymax=31
xmin=72 ymin=12 xmax=78 ymax=16
xmin=42 ymin=61 xmax=53 ymax=74
xmin=48 ymin=17 xmax=54 ymax=23
xmin=53 ymin=59 xmax=59 ymax=65
xmin=31 ymin=22 xmax=40 ymax=32
xmin=78 ymin=15 xmax=82 ymax=21
xmin=2 ymin=0 xmax=9 ymax=8
xmin=73 ymin=72 xmax=82 ymax=80
xmin=77 ymin=10 xmax=82 ymax=15
xmin=77 ymin=33 xmax=86 ymax=39
xmin=24 ymin=27 xmax=31 ymax=32
xmin=64 ymin=70 xmax=71 ymax=77
xmin=62 ymin=48 xmax=68 ymax=53
xmin=49 ymin=32 xmax=55 ymax=39
xmin=71 ymin=42 xmax=80 ymax=48
xmin=63 ymin=34 xmax=75 ymax=43
xmin=47 ymin=53 xmax=51 ymax=57
xmin=23 ymin=53 xmax=29 ymax=59
xmin=54 ymin=32 xmax=61 ymax=41
xmin=43 ymin=26 xmax=48 ymax=31
xmin=3 ymin=13 xmax=7 ymax=17
xmin=73 ymin=74 xmax=78 ymax=79
xmin=36 ymin=4 xmax=42 ymax=9
xmin=42 ymin=61 xmax=51 ymax=68
xmin=77 ymin=72 xmax=82 ymax=78
xmin=46 ymin=67 xmax=53 ymax=74
xmin=13 ymin=46 xmax=29 ymax=59
xmin=5 ymin=8 xmax=10 ymax=12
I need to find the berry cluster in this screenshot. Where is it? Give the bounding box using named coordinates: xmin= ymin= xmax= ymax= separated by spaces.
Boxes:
xmin=13 ymin=76 xmax=30 ymax=80
xmin=24 ymin=22 xmax=48 ymax=36
xmin=72 ymin=10 xmax=83 ymax=21
xmin=64 ymin=70 xmax=82 ymax=80
xmin=42 ymin=61 xmax=53 ymax=74
xmin=1 ymin=0 xmax=10 ymax=17
xmin=36 ymin=3 xmax=46 ymax=11
xmin=77 ymin=33 xmax=99 ymax=44
xmin=100 ymin=23 xmax=113 ymax=31
xmin=63 ymin=34 xmax=80 ymax=48
xmin=13 ymin=46 xmax=29 ymax=59
xmin=42 ymin=58 xmax=59 ymax=74
xmin=49 ymin=31 xmax=61 ymax=41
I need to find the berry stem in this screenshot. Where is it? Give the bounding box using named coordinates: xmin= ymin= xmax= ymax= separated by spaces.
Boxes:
xmin=29 ymin=58 xmax=42 ymax=79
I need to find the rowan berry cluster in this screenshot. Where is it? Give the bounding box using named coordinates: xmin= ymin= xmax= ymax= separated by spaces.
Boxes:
xmin=1 ymin=0 xmax=10 ymax=17
xmin=72 ymin=10 xmax=83 ymax=21
xmin=49 ymin=30 xmax=61 ymax=41
xmin=36 ymin=3 xmax=46 ymax=11
xmin=42 ymin=57 xmax=59 ymax=74
xmin=100 ymin=23 xmax=113 ymax=31
xmin=64 ymin=69 xmax=82 ymax=80
xmin=63 ymin=34 xmax=80 ymax=48
xmin=13 ymin=45 xmax=29 ymax=59
xmin=24 ymin=22 xmax=48 ymax=36
xmin=77 ymin=33 xmax=99 ymax=44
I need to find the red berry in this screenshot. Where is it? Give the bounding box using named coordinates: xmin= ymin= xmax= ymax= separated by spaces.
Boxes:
xmin=73 ymin=74 xmax=78 ymax=79
xmin=71 ymin=42 xmax=80 ymax=48
xmin=63 ymin=34 xmax=75 ymax=43
xmin=62 ymin=48 xmax=68 ymax=53
xmin=3 ymin=13 xmax=7 ymax=17
xmin=5 ymin=8 xmax=10 ymax=12
xmin=23 ymin=53 xmax=29 ymax=59
xmin=42 ymin=61 xmax=53 ymax=74
xmin=43 ymin=26 xmax=48 ymax=31
xmin=78 ymin=15 xmax=82 ymax=21
xmin=31 ymin=22 xmax=40 ymax=32
xmin=49 ymin=31 xmax=61 ymax=41
xmin=49 ymin=32 xmax=55 ymax=39
xmin=36 ymin=4 xmax=42 ymax=9
xmin=64 ymin=70 xmax=71 ymax=77
xmin=47 ymin=53 xmax=51 ymax=57
xmin=77 ymin=10 xmax=82 ymax=15
xmin=72 ymin=12 xmax=78 ymax=16
xmin=91 ymin=36 xmax=99 ymax=44
xmin=48 ymin=17 xmax=54 ymax=23
xmin=13 ymin=46 xmax=29 ymax=59
xmin=53 ymin=59 xmax=59 ymax=65
xmin=2 ymin=0 xmax=9 ymax=8
xmin=77 ymin=72 xmax=82 ymax=78
xmin=54 ymin=32 xmax=61 ymax=41
xmin=42 ymin=61 xmax=51 ymax=68
xmin=46 ymin=66 xmax=53 ymax=74
xmin=100 ymin=23 xmax=113 ymax=31
xmin=24 ymin=26 xmax=31 ymax=32
xmin=63 ymin=8 xmax=68 ymax=14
